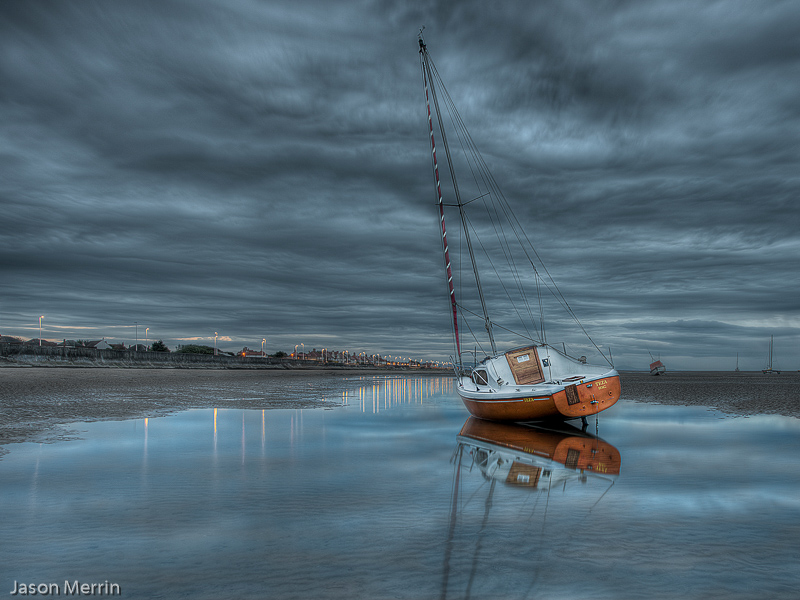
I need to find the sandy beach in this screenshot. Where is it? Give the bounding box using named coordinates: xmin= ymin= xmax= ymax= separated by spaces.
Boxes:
xmin=1 ymin=367 xmax=798 ymax=457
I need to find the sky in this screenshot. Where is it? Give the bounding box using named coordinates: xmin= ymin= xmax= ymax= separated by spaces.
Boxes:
xmin=1 ymin=0 xmax=798 ymax=371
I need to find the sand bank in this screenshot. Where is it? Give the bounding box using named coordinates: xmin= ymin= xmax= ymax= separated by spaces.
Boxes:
xmin=621 ymin=370 xmax=800 ymax=418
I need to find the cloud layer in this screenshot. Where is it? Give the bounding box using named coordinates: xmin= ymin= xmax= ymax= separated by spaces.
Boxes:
xmin=1 ymin=0 xmax=798 ymax=370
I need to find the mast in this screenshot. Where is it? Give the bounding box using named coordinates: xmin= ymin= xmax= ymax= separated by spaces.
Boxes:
xmin=419 ymin=35 xmax=497 ymax=357
xmin=769 ymin=335 xmax=773 ymax=370
xmin=420 ymin=35 xmax=461 ymax=364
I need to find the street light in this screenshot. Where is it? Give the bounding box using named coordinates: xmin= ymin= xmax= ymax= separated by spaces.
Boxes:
xmin=301 ymin=343 xmax=304 ymax=360
xmin=39 ymin=315 xmax=44 ymax=346
xmin=261 ymin=338 xmax=266 ymax=357
xmin=145 ymin=328 xmax=149 ymax=348
xmin=135 ymin=322 xmax=138 ymax=351
xmin=214 ymin=332 xmax=218 ymax=356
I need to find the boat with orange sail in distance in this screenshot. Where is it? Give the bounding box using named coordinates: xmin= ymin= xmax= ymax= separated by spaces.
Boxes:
xmin=418 ymin=34 xmax=620 ymax=424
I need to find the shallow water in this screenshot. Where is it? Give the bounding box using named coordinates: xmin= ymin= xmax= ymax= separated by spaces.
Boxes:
xmin=1 ymin=374 xmax=799 ymax=599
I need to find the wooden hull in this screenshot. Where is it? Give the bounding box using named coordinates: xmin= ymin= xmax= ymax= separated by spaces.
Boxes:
xmin=458 ymin=374 xmax=621 ymax=422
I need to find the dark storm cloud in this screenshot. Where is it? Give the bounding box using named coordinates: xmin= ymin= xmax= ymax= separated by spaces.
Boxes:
xmin=1 ymin=0 xmax=798 ymax=370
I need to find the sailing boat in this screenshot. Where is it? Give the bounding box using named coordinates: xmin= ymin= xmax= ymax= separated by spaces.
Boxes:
xmin=762 ymin=335 xmax=781 ymax=374
xmin=648 ymin=351 xmax=666 ymax=376
xmin=649 ymin=360 xmax=666 ymax=376
xmin=419 ymin=35 xmax=620 ymax=423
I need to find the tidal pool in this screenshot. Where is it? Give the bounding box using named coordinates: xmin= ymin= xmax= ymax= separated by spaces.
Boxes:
xmin=1 ymin=375 xmax=799 ymax=599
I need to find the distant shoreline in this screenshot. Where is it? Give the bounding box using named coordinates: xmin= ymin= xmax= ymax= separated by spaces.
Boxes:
xmin=0 ymin=344 xmax=444 ymax=371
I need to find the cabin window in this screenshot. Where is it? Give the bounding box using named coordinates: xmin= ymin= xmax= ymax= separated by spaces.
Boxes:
xmin=472 ymin=369 xmax=488 ymax=386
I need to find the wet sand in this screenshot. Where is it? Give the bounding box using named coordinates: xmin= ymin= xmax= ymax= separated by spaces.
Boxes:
xmin=1 ymin=368 xmax=798 ymax=457
xmin=621 ymin=370 xmax=800 ymax=418
xmin=0 ymin=367 xmax=428 ymax=455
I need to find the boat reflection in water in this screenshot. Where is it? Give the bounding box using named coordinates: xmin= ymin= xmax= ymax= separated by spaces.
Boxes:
xmin=456 ymin=417 xmax=621 ymax=488
xmin=441 ymin=418 xmax=621 ymax=598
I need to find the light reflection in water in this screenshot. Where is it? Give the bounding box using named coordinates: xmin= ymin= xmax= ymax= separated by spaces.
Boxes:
xmin=29 ymin=448 xmax=41 ymax=517
xmin=171 ymin=377 xmax=455 ymax=468
xmin=328 ymin=375 xmax=454 ymax=413
xmin=142 ymin=417 xmax=149 ymax=479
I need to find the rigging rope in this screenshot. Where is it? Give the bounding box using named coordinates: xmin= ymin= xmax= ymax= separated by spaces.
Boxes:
xmin=425 ymin=48 xmax=613 ymax=367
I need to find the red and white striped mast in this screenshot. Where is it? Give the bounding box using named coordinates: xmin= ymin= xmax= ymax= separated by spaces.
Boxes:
xmin=419 ymin=34 xmax=461 ymax=364
xmin=420 ymin=34 xmax=498 ymax=368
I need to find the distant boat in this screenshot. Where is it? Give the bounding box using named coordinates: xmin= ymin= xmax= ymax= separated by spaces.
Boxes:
xmin=762 ymin=336 xmax=781 ymax=374
xmin=648 ymin=352 xmax=666 ymax=376
xmin=649 ymin=360 xmax=666 ymax=376
xmin=418 ymin=34 xmax=620 ymax=424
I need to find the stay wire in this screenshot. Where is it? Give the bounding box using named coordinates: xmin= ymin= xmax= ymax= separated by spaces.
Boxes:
xmin=431 ymin=58 xmax=541 ymax=345
xmin=426 ymin=45 xmax=611 ymax=366
xmin=462 ymin=210 xmax=538 ymax=343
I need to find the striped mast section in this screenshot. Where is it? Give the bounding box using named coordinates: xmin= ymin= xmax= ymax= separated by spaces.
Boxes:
xmin=420 ymin=39 xmax=461 ymax=362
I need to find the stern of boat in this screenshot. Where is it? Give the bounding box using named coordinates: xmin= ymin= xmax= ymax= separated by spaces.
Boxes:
xmin=552 ymin=373 xmax=621 ymax=419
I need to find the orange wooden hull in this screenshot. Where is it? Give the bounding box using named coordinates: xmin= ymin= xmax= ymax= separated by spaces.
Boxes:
xmin=458 ymin=374 xmax=621 ymax=422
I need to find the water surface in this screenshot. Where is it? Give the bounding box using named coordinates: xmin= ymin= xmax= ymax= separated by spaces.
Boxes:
xmin=1 ymin=374 xmax=799 ymax=599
